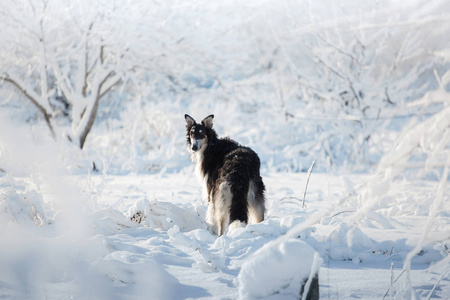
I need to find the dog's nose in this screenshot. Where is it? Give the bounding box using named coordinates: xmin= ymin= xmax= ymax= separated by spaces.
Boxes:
xmin=192 ymin=139 xmax=200 ymax=151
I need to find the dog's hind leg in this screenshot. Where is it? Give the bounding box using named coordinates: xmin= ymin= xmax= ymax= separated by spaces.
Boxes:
xmin=217 ymin=216 xmax=227 ymax=236
xmin=247 ymin=179 xmax=265 ymax=224
xmin=213 ymin=182 xmax=232 ymax=236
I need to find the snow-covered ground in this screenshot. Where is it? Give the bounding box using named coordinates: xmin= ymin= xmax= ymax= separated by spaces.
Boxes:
xmin=1 ymin=167 xmax=448 ymax=299
xmin=1 ymin=0 xmax=450 ymax=299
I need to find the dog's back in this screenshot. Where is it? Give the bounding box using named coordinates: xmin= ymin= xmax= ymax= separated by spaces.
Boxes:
xmin=185 ymin=114 xmax=265 ymax=235
xmin=207 ymin=138 xmax=265 ymax=229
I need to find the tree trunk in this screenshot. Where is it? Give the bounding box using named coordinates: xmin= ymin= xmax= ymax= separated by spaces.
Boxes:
xmin=78 ymin=96 xmax=101 ymax=149
xmin=76 ymin=71 xmax=120 ymax=149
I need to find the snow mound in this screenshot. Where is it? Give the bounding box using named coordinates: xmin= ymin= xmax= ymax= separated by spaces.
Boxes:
xmin=127 ymin=199 xmax=206 ymax=231
xmin=238 ymin=239 xmax=322 ymax=300
xmin=95 ymin=250 xmax=183 ymax=299
xmin=326 ymin=223 xmax=376 ymax=262
xmin=0 ymin=188 xmax=46 ymax=229
xmin=93 ymin=208 xmax=136 ymax=235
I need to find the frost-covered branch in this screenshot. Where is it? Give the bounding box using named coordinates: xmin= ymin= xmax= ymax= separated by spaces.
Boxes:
xmin=1 ymin=74 xmax=54 ymax=137
xmin=98 ymin=71 xmax=121 ymax=100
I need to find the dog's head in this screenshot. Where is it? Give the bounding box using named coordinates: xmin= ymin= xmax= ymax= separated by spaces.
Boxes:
xmin=185 ymin=114 xmax=214 ymax=152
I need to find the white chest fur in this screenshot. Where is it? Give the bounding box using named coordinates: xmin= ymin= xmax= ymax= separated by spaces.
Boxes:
xmin=193 ymin=149 xmax=209 ymax=203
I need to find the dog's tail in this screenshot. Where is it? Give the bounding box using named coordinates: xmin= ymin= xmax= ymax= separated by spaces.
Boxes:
xmin=228 ymin=174 xmax=265 ymax=225
xmin=229 ymin=173 xmax=249 ymax=224
xmin=248 ymin=177 xmax=265 ymax=224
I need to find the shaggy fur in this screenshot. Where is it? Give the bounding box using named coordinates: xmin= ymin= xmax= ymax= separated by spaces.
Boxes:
xmin=185 ymin=114 xmax=265 ymax=236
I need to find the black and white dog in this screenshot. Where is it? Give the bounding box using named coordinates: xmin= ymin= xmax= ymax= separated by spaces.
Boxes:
xmin=185 ymin=114 xmax=265 ymax=236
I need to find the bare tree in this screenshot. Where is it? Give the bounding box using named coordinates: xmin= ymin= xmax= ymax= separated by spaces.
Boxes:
xmin=0 ymin=0 xmax=129 ymax=148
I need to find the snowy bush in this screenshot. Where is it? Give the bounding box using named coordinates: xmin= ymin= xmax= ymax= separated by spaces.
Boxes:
xmin=0 ymin=188 xmax=46 ymax=228
xmin=378 ymin=89 xmax=450 ymax=181
xmin=354 ymin=68 xmax=450 ymax=220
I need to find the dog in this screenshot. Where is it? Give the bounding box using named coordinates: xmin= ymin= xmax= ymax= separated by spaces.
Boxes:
xmin=185 ymin=114 xmax=266 ymax=236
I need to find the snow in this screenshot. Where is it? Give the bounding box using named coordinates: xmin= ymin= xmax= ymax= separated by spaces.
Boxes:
xmin=1 ymin=0 xmax=450 ymax=299
xmin=0 ymin=157 xmax=448 ymax=299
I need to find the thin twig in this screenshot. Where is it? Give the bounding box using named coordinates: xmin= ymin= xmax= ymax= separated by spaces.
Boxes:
xmin=330 ymin=209 xmax=356 ymax=219
xmin=389 ymin=262 xmax=394 ymax=300
xmin=302 ymin=161 xmax=316 ymax=208
xmin=382 ymin=269 xmax=406 ymax=300
xmin=427 ymin=268 xmax=450 ymax=300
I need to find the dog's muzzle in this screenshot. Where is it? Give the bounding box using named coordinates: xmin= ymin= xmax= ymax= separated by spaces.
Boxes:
xmin=192 ymin=139 xmax=200 ymax=151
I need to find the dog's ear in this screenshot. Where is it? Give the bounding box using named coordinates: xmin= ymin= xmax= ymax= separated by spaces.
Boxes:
xmin=202 ymin=114 xmax=214 ymax=129
xmin=185 ymin=114 xmax=196 ymax=129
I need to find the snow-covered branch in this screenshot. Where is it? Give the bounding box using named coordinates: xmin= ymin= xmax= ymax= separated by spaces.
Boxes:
xmin=1 ymin=74 xmax=54 ymax=136
xmin=98 ymin=72 xmax=121 ymax=100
